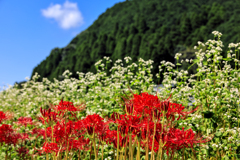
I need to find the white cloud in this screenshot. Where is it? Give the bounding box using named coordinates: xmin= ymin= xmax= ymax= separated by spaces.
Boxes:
xmin=41 ymin=0 xmax=84 ymax=29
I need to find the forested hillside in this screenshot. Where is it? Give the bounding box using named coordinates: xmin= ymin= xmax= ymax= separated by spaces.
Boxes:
xmin=30 ymin=0 xmax=240 ymax=84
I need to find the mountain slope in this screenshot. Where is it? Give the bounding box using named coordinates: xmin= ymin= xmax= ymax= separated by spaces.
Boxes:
xmin=31 ymin=0 xmax=240 ymax=84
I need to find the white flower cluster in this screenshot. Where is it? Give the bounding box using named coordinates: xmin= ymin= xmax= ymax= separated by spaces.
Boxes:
xmin=174 ymin=53 xmax=182 ymax=59
xmin=212 ymin=31 xmax=222 ymax=37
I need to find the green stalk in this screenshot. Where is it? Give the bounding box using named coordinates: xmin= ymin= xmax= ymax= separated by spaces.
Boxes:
xmin=145 ymin=118 xmax=150 ymax=160
xmin=151 ymin=113 xmax=157 ymax=160
xmin=136 ymin=138 xmax=141 ymax=160
xmin=78 ymin=150 xmax=80 ymax=160
xmin=117 ymin=127 xmax=120 ymax=160
xmin=90 ymin=142 xmax=93 ymax=160
xmin=129 ymin=132 xmax=133 ymax=160
xmin=92 ymin=128 xmax=98 ymax=160
xmin=5 ymin=145 xmax=8 ymax=160
xmin=124 ymin=140 xmax=127 ymax=160
xmin=120 ymin=149 xmax=124 ymax=160
xmin=157 ymin=111 xmax=166 ymax=160
xmin=191 ymin=148 xmax=197 ymax=160
xmin=182 ymin=147 xmax=185 ymax=160
xmin=101 ymin=142 xmax=104 ymax=160
xmin=65 ymin=139 xmax=70 ymax=160
xmin=132 ymin=136 xmax=138 ymax=158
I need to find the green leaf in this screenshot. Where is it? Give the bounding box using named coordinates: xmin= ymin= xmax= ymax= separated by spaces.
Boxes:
xmin=221 ymin=101 xmax=229 ymax=104
xmin=176 ymin=63 xmax=182 ymax=66
xmin=222 ymin=58 xmax=232 ymax=61
xmin=223 ymin=132 xmax=228 ymax=137
xmin=193 ymin=59 xmax=200 ymax=63
xmin=200 ymin=126 xmax=206 ymax=131
xmin=215 ymin=132 xmax=222 ymax=137
xmin=201 ymin=149 xmax=208 ymax=155
xmin=223 ymin=155 xmax=230 ymax=160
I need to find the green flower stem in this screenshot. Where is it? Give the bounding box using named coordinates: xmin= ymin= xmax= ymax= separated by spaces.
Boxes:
xmin=136 ymin=138 xmax=141 ymax=160
xmin=150 ymin=113 xmax=157 ymax=160
xmin=5 ymin=145 xmax=8 ymax=160
xmin=92 ymin=129 xmax=98 ymax=160
xmin=119 ymin=149 xmax=124 ymax=160
xmin=145 ymin=117 xmax=150 ymax=160
xmin=124 ymin=141 xmax=127 ymax=160
xmin=191 ymin=147 xmax=197 ymax=160
xmin=182 ymin=147 xmax=185 ymax=160
xmin=132 ymin=136 xmax=138 ymax=157
xmin=101 ymin=142 xmax=104 ymax=160
xmin=129 ymin=132 xmax=133 ymax=160
xmin=117 ymin=127 xmax=120 ymax=160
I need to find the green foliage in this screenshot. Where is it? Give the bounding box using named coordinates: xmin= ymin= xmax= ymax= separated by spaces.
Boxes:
xmin=2 ymin=32 xmax=240 ymax=159
xmin=30 ymin=0 xmax=240 ymax=92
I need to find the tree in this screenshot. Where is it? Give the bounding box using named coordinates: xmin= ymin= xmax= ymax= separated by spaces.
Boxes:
xmin=130 ymin=34 xmax=142 ymax=61
xmin=116 ymin=26 xmax=124 ymax=40
xmin=112 ymin=37 xmax=127 ymax=61
xmin=113 ymin=22 xmax=119 ymax=35
xmin=180 ymin=14 xmax=192 ymax=41
xmin=138 ymin=17 xmax=148 ymax=34
xmin=106 ymin=35 xmax=115 ymax=54
xmin=139 ymin=34 xmax=149 ymax=60
xmin=129 ymin=24 xmax=138 ymax=34
xmin=88 ymin=31 xmax=97 ymax=46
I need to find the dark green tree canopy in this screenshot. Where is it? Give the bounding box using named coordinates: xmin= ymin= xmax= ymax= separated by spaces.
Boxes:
xmin=31 ymin=0 xmax=240 ymax=84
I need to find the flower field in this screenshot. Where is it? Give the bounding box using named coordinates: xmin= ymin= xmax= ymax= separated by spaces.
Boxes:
xmin=0 ymin=31 xmax=239 ymax=159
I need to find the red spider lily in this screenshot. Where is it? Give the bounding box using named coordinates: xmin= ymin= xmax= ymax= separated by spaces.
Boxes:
xmin=54 ymin=99 xmax=85 ymax=112
xmin=97 ymin=121 xmax=111 ymax=143
xmin=0 ymin=111 xmax=13 ymax=124
xmin=109 ymin=112 xmax=121 ymax=122
xmin=40 ymin=108 xmax=51 ymax=118
xmin=163 ymin=127 xmax=213 ymax=156
xmin=39 ymin=108 xmax=59 ymax=124
xmin=109 ymin=130 xmax=130 ymax=149
xmin=16 ymin=117 xmax=33 ymax=127
xmin=136 ymin=118 xmax=155 ymax=140
xmin=114 ymin=114 xmax=142 ymax=135
xmin=165 ymin=103 xmax=199 ymax=121
xmin=68 ymin=136 xmax=91 ymax=151
xmin=103 ymin=130 xmax=117 ymax=146
xmin=81 ymin=114 xmax=105 ymax=135
xmin=18 ymin=132 xmax=29 ymax=141
xmin=0 ymin=111 xmax=7 ymax=124
xmin=64 ymin=137 xmax=91 ymax=152
xmin=42 ymin=142 xmax=60 ymax=155
xmin=73 ymin=120 xmax=87 ymax=137
xmin=53 ymin=120 xmax=75 ymax=144
xmin=146 ymin=127 xmax=209 ymax=155
xmin=48 ymin=100 xmax=86 ymax=121
xmin=146 ymin=131 xmax=168 ymax=153
xmin=31 ymin=128 xmax=46 ymax=138
xmin=0 ymin=124 xmax=19 ymax=145
xmin=16 ymin=146 xmax=29 ymax=159
xmin=132 ymin=92 xmax=162 ymax=116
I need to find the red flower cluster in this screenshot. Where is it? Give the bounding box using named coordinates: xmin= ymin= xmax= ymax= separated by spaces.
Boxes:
xmin=0 ymin=111 xmax=7 ymax=124
xmin=16 ymin=117 xmax=33 ymax=127
xmin=0 ymin=124 xmax=19 ymax=145
xmin=36 ymin=101 xmax=91 ymax=155
xmin=106 ymin=91 xmax=213 ymax=156
xmin=0 ymin=111 xmax=12 ymax=124
xmin=0 ymin=91 xmax=213 ymax=159
xmin=16 ymin=146 xmax=29 ymax=159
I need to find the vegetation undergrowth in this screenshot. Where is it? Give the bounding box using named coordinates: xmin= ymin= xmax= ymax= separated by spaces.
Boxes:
xmin=0 ymin=31 xmax=239 ymax=159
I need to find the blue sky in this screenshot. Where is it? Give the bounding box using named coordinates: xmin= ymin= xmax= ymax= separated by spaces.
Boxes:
xmin=0 ymin=0 xmax=125 ymax=91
